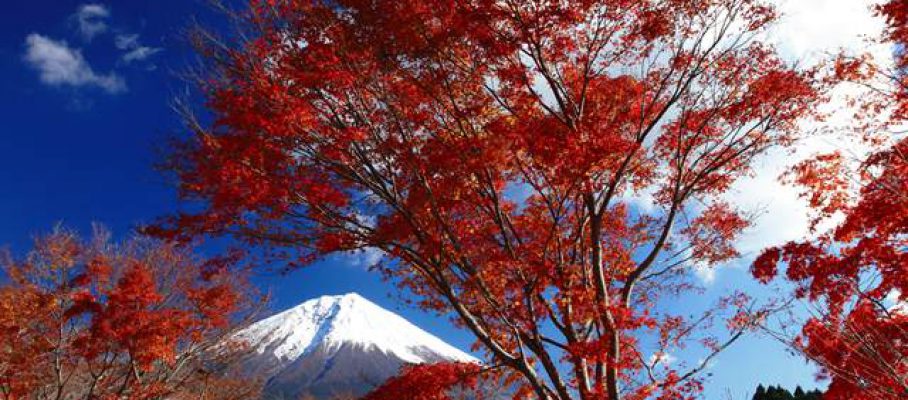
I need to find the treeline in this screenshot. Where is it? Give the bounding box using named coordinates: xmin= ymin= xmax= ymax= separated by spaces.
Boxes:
xmin=752 ymin=385 xmax=822 ymax=400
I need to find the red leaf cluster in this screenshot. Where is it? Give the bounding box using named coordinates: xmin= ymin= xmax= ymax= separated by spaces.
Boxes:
xmin=363 ymin=362 xmax=483 ymax=400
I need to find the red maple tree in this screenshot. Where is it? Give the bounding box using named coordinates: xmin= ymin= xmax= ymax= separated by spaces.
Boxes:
xmin=0 ymin=226 xmax=261 ymax=399
xmin=752 ymin=2 xmax=908 ymax=399
xmin=158 ymin=1 xmax=823 ymax=398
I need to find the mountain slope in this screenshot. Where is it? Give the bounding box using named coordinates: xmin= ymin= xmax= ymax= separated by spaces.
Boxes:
xmin=233 ymin=293 xmax=477 ymax=399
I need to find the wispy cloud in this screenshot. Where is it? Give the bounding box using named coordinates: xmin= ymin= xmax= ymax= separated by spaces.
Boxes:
xmin=73 ymin=3 xmax=110 ymax=42
xmin=113 ymin=33 xmax=139 ymax=50
xmin=344 ymin=247 xmax=385 ymax=269
xmin=114 ymin=33 xmax=162 ymax=64
xmin=692 ymin=262 xmax=717 ymax=285
xmin=122 ymin=47 xmax=163 ymax=63
xmin=23 ymin=34 xmax=125 ymax=94
xmin=648 ymin=352 xmax=677 ymax=369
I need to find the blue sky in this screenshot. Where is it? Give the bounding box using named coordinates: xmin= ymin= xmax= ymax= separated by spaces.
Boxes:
xmin=0 ymin=1 xmax=870 ymax=398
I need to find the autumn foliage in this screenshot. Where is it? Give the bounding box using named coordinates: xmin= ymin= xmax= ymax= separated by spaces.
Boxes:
xmin=363 ymin=362 xmax=485 ymax=400
xmin=0 ymin=227 xmax=261 ymax=399
xmin=158 ymin=0 xmax=823 ymax=399
xmin=751 ymin=2 xmax=908 ymax=399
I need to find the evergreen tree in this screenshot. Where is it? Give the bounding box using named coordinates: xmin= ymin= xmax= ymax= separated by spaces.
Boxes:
xmin=753 ymin=385 xmax=767 ymax=400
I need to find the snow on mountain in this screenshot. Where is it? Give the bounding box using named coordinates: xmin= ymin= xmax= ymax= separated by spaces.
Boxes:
xmin=233 ymin=292 xmax=478 ymax=399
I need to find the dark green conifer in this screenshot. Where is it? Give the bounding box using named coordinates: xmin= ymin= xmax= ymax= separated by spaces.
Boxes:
xmin=753 ymin=384 xmax=767 ymax=400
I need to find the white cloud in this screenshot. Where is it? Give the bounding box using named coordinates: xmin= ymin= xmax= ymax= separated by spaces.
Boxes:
xmin=649 ymin=352 xmax=677 ymax=368
xmin=884 ymin=290 xmax=908 ymax=315
xmin=692 ymin=262 xmax=717 ymax=285
xmin=621 ymin=185 xmax=658 ymax=215
xmin=73 ymin=3 xmax=110 ymax=42
xmin=23 ymin=34 xmax=125 ymax=94
xmin=114 ymin=33 xmax=163 ymax=64
xmin=715 ymin=0 xmax=894 ymax=270
xmin=722 ymin=140 xmax=840 ymax=257
xmin=769 ymin=0 xmax=890 ymax=64
xmin=343 ymin=247 xmax=385 ymax=269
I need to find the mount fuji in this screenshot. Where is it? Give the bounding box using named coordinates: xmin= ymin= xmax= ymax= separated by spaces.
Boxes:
xmin=233 ymin=293 xmax=478 ymax=399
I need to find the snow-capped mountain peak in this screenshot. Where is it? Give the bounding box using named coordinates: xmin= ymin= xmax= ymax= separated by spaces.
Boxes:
xmin=233 ymin=292 xmax=477 ymax=398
